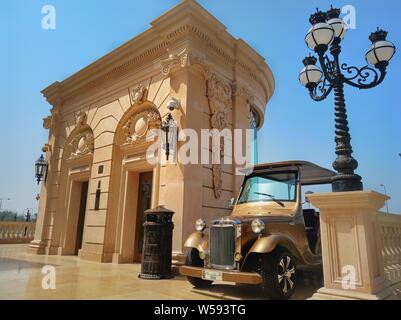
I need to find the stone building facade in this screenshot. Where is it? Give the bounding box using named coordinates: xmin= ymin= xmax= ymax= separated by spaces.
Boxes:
xmin=29 ymin=0 xmax=275 ymax=263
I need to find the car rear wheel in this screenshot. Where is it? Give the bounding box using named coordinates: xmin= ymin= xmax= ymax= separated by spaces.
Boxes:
xmin=260 ymin=249 xmax=297 ymax=300
xmin=185 ymin=248 xmax=212 ymax=288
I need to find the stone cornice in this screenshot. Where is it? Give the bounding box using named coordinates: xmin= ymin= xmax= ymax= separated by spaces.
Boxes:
xmin=307 ymin=190 xmax=389 ymax=210
xmin=41 ymin=0 xmax=275 ymax=111
xmin=41 ymin=81 xmax=63 ymax=107
xmin=151 ymin=0 xmax=227 ymax=33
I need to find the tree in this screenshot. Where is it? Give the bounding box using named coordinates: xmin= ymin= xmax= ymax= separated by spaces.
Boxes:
xmin=0 ymin=210 xmax=19 ymax=221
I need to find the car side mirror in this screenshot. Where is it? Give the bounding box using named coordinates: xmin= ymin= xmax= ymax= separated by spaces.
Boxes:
xmin=228 ymin=197 xmax=235 ymax=208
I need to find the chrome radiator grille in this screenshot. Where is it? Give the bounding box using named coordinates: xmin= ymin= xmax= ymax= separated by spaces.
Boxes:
xmin=209 ymin=224 xmax=235 ymax=269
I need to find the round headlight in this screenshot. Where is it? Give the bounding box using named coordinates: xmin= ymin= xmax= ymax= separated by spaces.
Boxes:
xmin=234 ymin=253 xmax=243 ymax=262
xmin=251 ymin=219 xmax=265 ymax=234
xmin=195 ymin=219 xmax=206 ymax=232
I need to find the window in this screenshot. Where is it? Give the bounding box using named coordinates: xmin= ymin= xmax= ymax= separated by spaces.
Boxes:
xmin=249 ymin=108 xmax=259 ymax=165
xmin=238 ymin=172 xmax=298 ymax=204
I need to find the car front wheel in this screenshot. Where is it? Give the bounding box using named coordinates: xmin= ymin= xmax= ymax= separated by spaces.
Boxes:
xmin=260 ymin=249 xmax=297 ymax=300
xmin=185 ymin=248 xmax=212 ymax=289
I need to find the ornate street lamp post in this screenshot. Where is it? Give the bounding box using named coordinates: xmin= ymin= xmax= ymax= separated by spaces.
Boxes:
xmin=299 ymin=7 xmax=396 ymax=192
xmin=25 ymin=208 xmax=32 ymax=222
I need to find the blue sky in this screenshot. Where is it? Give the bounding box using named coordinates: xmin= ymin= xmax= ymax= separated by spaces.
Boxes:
xmin=0 ymin=0 xmax=400 ymax=214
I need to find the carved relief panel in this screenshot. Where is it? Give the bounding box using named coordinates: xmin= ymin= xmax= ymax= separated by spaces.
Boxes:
xmin=66 ymin=111 xmax=94 ymax=159
xmin=121 ymin=108 xmax=161 ymax=145
xmin=206 ymin=73 xmax=233 ymax=199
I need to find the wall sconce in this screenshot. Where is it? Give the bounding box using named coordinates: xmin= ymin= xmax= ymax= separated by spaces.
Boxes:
xmin=161 ymin=98 xmax=180 ymax=161
xmin=35 ymin=154 xmax=48 ymax=185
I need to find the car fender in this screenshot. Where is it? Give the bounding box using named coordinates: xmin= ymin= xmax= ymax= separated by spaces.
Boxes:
xmin=245 ymin=234 xmax=303 ymax=262
xmin=184 ymin=231 xmax=208 ymax=252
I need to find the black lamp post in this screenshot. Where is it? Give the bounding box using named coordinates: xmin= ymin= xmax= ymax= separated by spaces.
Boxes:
xmin=35 ymin=154 xmax=48 ymax=185
xmin=380 ymin=184 xmax=389 ymax=213
xmin=161 ymin=99 xmax=178 ymax=161
xmin=299 ymin=7 xmax=396 ymax=192
xmin=25 ymin=209 xmax=32 ymax=222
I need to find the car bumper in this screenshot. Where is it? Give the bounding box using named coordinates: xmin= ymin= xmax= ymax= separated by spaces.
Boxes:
xmin=179 ymin=266 xmax=262 ymax=285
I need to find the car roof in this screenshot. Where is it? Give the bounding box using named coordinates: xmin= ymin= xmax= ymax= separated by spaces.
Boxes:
xmin=244 ymin=160 xmax=335 ymax=185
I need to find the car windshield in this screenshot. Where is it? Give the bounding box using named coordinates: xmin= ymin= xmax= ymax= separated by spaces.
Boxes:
xmin=237 ymin=171 xmax=298 ymax=204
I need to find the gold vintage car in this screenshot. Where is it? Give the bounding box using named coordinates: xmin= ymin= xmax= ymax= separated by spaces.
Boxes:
xmin=179 ymin=161 xmax=335 ymax=299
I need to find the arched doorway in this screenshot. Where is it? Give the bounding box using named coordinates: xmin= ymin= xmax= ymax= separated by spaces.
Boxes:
xmin=53 ymin=113 xmax=94 ymax=256
xmin=106 ymin=103 xmax=162 ymax=263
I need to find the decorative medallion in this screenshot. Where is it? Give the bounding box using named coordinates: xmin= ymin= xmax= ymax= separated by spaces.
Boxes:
xmin=69 ymin=130 xmax=94 ymax=158
xmin=130 ymin=84 xmax=147 ymax=105
xmin=122 ymin=109 xmax=161 ymax=144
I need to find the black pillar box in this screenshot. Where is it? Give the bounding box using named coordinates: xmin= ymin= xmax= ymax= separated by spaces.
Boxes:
xmin=139 ymin=206 xmax=174 ymax=279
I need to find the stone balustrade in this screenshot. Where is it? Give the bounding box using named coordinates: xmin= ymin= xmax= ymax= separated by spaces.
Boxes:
xmin=0 ymin=221 xmax=36 ymax=244
xmin=307 ymin=190 xmax=401 ymax=300
xmin=379 ymin=213 xmax=401 ymax=287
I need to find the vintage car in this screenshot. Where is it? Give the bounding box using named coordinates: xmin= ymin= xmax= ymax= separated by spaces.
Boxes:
xmin=179 ymin=161 xmax=335 ymax=299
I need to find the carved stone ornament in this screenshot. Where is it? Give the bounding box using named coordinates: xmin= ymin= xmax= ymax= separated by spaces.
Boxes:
xmin=43 ymin=116 xmax=52 ymax=130
xmin=74 ymin=111 xmax=87 ymax=127
xmin=161 ymin=48 xmax=189 ymax=76
xmin=122 ymin=109 xmax=161 ymax=144
xmin=43 ymin=108 xmax=60 ymax=130
xmin=69 ymin=129 xmax=94 ymax=158
xmin=42 ymin=144 xmax=51 ymax=153
xmin=207 ymin=73 xmax=232 ymax=130
xmin=206 ymin=73 xmax=233 ymax=199
xmin=212 ymin=165 xmax=223 ymax=199
xmin=234 ymin=85 xmax=255 ymax=106
xmin=130 ymin=84 xmax=147 ymax=105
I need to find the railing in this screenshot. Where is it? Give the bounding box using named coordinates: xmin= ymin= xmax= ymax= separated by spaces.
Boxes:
xmin=0 ymin=221 xmax=36 ymax=244
xmin=379 ymin=213 xmax=401 ymax=287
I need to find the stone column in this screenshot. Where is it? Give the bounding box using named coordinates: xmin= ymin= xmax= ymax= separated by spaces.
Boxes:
xmin=307 ymin=190 xmax=393 ymax=300
xmin=28 ymin=109 xmax=60 ymax=254
xmin=159 ymin=60 xmax=211 ymax=264
xmin=232 ymin=85 xmax=251 ymax=198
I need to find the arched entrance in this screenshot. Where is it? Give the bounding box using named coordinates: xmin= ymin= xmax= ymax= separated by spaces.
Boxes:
xmin=52 ymin=113 xmax=94 ymax=256
xmin=107 ymin=102 xmax=162 ymax=263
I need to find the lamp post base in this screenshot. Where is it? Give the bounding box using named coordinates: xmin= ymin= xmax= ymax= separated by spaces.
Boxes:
xmin=332 ymin=174 xmax=363 ymax=192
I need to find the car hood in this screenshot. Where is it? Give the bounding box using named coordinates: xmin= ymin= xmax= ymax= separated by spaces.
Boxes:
xmin=213 ymin=214 xmax=294 ymax=225
xmin=230 ymin=202 xmax=298 ymax=218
